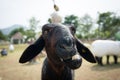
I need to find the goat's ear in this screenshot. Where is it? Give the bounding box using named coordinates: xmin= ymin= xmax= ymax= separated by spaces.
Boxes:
xmin=19 ymin=36 xmax=45 ymax=63
xmin=76 ymin=39 xmax=96 ymax=63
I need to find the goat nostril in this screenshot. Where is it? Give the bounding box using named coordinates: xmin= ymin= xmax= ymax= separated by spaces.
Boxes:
xmin=66 ymin=37 xmax=71 ymax=43
xmin=63 ymin=36 xmax=73 ymax=46
xmin=58 ymin=36 xmax=74 ymax=49
xmin=59 ymin=44 xmax=66 ymax=49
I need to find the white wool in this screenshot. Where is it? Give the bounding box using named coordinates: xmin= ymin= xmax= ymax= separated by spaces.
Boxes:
xmin=91 ymin=40 xmax=120 ymax=57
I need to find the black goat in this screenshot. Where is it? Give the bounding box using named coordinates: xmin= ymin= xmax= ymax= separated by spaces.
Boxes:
xmin=19 ymin=23 xmax=96 ymax=80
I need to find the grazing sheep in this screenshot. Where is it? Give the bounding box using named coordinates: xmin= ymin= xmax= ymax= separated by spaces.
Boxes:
xmin=19 ymin=23 xmax=96 ymax=80
xmin=91 ymin=40 xmax=120 ymax=65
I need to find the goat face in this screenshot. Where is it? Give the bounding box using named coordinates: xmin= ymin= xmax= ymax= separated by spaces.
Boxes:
xmin=19 ymin=23 xmax=96 ymax=69
xmin=42 ymin=24 xmax=82 ymax=69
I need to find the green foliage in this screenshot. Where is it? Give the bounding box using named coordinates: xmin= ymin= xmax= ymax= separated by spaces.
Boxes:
xmin=25 ymin=29 xmax=36 ymax=41
xmin=78 ymin=14 xmax=93 ymax=39
xmin=97 ymin=12 xmax=120 ymax=39
xmin=25 ymin=17 xmax=40 ymax=41
xmin=63 ymin=12 xmax=120 ymax=40
xmin=63 ymin=15 xmax=80 ymax=28
xmin=0 ymin=30 xmax=7 ymax=40
xmin=7 ymin=11 xmax=120 ymax=41
xmin=115 ymin=31 xmax=120 ymax=40
xmin=63 ymin=14 xmax=93 ymax=39
xmin=29 ymin=17 xmax=40 ymax=31
xmin=48 ymin=18 xmax=52 ymax=23
xmin=8 ymin=17 xmax=40 ymax=42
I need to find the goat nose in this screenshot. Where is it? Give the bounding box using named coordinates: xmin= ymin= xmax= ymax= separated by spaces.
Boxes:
xmin=63 ymin=36 xmax=73 ymax=46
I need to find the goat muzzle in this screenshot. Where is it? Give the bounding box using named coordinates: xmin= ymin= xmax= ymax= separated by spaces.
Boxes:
xmin=62 ymin=53 xmax=82 ymax=69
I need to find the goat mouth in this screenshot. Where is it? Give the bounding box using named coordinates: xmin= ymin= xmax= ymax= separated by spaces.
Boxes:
xmin=60 ymin=54 xmax=82 ymax=69
xmin=56 ymin=42 xmax=82 ymax=69
xmin=56 ymin=43 xmax=77 ymax=59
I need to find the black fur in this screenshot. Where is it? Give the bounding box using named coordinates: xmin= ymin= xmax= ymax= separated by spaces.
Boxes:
xmin=19 ymin=23 xmax=96 ymax=80
xmin=19 ymin=36 xmax=45 ymax=63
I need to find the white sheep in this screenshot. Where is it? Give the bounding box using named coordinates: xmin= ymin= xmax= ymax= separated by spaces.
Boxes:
xmin=91 ymin=40 xmax=120 ymax=65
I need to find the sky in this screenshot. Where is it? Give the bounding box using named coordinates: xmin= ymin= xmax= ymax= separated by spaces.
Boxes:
xmin=0 ymin=0 xmax=120 ymax=29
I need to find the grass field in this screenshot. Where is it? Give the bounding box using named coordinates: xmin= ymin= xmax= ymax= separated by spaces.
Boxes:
xmin=0 ymin=44 xmax=120 ymax=80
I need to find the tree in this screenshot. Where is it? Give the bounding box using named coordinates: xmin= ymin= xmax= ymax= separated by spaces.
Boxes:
xmin=0 ymin=30 xmax=7 ymax=40
xmin=26 ymin=17 xmax=40 ymax=41
xmin=97 ymin=12 xmax=120 ymax=39
xmin=25 ymin=29 xmax=36 ymax=41
xmin=77 ymin=14 xmax=93 ymax=39
xmin=63 ymin=15 xmax=80 ymax=28
xmin=63 ymin=14 xmax=94 ymax=39
xmin=29 ymin=17 xmax=40 ymax=31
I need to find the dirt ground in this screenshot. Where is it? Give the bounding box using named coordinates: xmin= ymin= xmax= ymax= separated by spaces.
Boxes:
xmin=0 ymin=44 xmax=120 ymax=80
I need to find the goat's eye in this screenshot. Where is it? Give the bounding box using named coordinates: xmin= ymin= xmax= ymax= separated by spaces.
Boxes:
xmin=48 ymin=29 xmax=52 ymax=32
xmin=44 ymin=30 xmax=48 ymax=35
xmin=44 ymin=28 xmax=52 ymax=35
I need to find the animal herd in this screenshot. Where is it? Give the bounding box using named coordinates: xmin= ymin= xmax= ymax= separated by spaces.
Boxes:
xmin=19 ymin=23 xmax=120 ymax=80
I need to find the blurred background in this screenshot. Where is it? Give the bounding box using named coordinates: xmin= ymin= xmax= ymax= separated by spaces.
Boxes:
xmin=0 ymin=0 xmax=120 ymax=80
